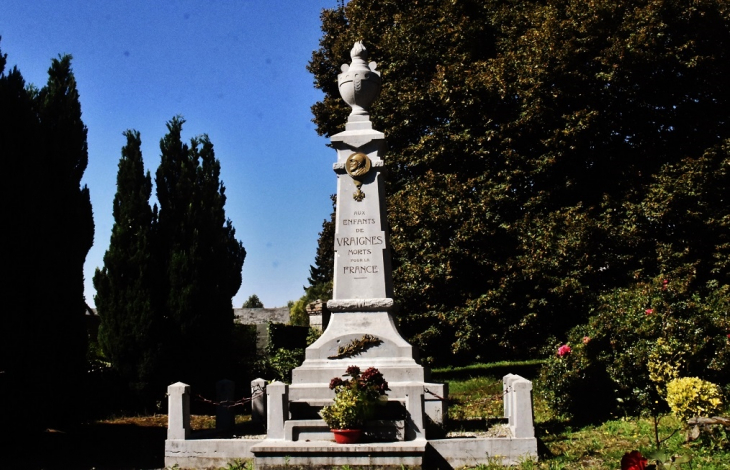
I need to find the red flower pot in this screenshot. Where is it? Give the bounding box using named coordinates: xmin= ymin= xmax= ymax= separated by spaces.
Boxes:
xmin=332 ymin=429 xmax=362 ymax=444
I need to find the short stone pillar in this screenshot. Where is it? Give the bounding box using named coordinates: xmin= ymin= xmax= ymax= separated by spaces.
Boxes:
xmin=251 ymin=378 xmax=267 ymax=424
xmin=404 ymin=383 xmax=426 ymax=441
xmin=216 ymin=379 xmax=235 ymax=432
xmin=167 ymin=382 xmax=191 ymax=440
xmin=503 ymin=374 xmax=535 ymax=438
xmin=266 ymin=381 xmax=289 ymax=440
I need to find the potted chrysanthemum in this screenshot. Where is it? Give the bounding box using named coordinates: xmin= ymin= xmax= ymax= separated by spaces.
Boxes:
xmin=320 ymin=365 xmax=390 ymax=443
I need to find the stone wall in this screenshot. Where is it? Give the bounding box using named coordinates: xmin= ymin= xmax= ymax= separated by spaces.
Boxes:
xmin=234 ymin=307 xmax=290 ymax=325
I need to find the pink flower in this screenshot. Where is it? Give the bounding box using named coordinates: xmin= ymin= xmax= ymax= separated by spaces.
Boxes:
xmin=582 ymin=336 xmax=591 ymax=344
xmin=645 ymin=309 xmax=653 ymax=315
xmin=727 ymin=334 xmax=730 ymax=340
xmin=557 ymin=344 xmax=572 ymax=357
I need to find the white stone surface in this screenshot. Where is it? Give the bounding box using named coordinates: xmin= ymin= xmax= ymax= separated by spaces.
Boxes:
xmin=165 ymin=438 xmax=262 ymax=469
xmin=251 ymin=378 xmax=267 ymax=424
xmin=251 ymin=440 xmax=427 ymax=469
xmin=428 ymin=437 xmax=538 ymax=467
xmin=266 ymin=381 xmax=288 ymax=440
xmin=504 ymin=374 xmax=535 ymax=438
xmin=167 ymin=382 xmax=190 ymax=440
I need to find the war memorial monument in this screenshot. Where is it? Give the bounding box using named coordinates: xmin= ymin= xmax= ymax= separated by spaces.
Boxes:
xmin=164 ymin=42 xmax=537 ymax=469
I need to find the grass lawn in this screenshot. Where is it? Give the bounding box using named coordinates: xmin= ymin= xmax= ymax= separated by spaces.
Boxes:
xmin=432 ymin=361 xmax=730 ymax=469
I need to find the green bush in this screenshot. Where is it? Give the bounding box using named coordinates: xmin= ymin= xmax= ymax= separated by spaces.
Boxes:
xmin=268 ymin=347 xmax=304 ymax=383
xmin=540 ymin=275 xmax=730 ymax=421
xmin=289 ymin=297 xmax=310 ymax=327
xmin=257 ymin=324 xmax=323 ymax=383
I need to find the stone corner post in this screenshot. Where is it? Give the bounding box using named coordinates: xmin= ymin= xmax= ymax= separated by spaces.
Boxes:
xmin=504 ymin=375 xmax=535 ymax=438
xmin=251 ymin=378 xmax=267 ymax=424
xmin=167 ymin=382 xmax=191 ymax=440
xmin=266 ymin=381 xmax=289 ymax=440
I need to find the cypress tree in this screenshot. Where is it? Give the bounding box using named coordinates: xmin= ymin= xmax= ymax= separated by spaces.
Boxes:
xmin=0 ymin=43 xmax=43 ymax=429
xmin=37 ymin=53 xmax=95 ymax=424
xmin=155 ymin=117 xmax=246 ymax=389
xmin=0 ymin=45 xmax=94 ymax=428
xmin=93 ymin=130 xmax=162 ymax=406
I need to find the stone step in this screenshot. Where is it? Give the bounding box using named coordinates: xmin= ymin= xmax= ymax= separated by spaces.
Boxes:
xmin=251 ymin=439 xmax=427 ymax=470
xmin=284 ymin=419 xmax=406 ymax=442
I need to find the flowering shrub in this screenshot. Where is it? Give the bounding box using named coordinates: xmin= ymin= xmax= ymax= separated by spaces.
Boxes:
xmin=320 ymin=366 xmax=389 ymax=429
xmin=621 ymin=450 xmax=647 ymax=470
xmin=540 ymin=275 xmax=730 ymax=421
xmin=665 ymin=377 xmax=723 ymax=422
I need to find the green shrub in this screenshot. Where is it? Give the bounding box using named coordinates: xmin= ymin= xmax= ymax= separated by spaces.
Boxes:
xmin=289 ymin=297 xmax=310 ymax=327
xmin=268 ymin=347 xmax=304 ymax=383
xmin=540 ymin=275 xmax=730 ymax=421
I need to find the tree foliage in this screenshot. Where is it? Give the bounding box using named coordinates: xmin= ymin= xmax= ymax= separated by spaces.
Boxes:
xmin=154 ymin=117 xmax=246 ymax=388
xmin=305 ymin=194 xmax=336 ymax=302
xmin=93 ymin=130 xmax=162 ymax=403
xmin=242 ymin=294 xmax=264 ymax=308
xmin=0 ymin=43 xmax=94 ymax=428
xmin=95 ymin=117 xmax=246 ymax=402
xmin=309 ymin=0 xmax=730 ymax=364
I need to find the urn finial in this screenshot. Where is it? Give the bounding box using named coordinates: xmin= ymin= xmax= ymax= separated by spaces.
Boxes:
xmin=338 ymin=42 xmax=381 ymax=124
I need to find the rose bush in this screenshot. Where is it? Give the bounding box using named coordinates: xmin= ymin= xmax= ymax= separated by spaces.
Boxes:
xmin=540 ymin=275 xmax=730 ymax=421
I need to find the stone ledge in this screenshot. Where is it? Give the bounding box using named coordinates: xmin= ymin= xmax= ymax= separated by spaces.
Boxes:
xmin=251 ymin=439 xmax=427 ymax=454
xmin=326 ymin=298 xmax=394 ymax=312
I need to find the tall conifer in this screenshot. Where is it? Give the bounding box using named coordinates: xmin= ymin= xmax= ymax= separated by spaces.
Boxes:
xmin=0 ymin=46 xmax=94 ymax=427
xmin=155 ymin=117 xmax=246 ymax=388
xmin=94 ymin=130 xmax=161 ymax=405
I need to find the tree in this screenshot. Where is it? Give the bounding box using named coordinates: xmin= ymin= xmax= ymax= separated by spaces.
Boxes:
xmin=309 ymin=0 xmax=730 ymax=364
xmin=155 ymin=117 xmax=246 ymax=388
xmin=305 ymin=194 xmax=336 ymax=302
xmin=0 ymin=44 xmax=94 ymax=428
xmin=95 ymin=118 xmax=246 ymax=404
xmin=93 ymin=130 xmax=162 ymax=405
xmin=287 ymin=194 xmax=337 ymax=329
xmin=242 ymin=294 xmax=264 ymax=308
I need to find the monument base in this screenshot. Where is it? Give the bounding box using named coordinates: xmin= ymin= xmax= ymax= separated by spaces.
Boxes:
xmin=293 ymin=309 xmax=425 ymax=383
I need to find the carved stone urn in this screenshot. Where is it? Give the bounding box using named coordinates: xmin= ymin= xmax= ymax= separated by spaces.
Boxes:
xmin=338 ymin=42 xmax=381 ymax=121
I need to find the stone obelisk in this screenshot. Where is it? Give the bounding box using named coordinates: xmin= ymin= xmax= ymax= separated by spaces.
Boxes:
xmin=291 ymin=42 xmax=426 ymax=387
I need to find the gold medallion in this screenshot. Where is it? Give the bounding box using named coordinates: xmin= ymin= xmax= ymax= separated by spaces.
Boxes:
xmin=346 ymin=152 xmax=371 ymax=201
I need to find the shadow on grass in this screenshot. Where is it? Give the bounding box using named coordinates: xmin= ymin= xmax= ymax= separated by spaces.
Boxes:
xmin=431 ymin=359 xmax=546 ymax=382
xmin=3 ymin=422 xmax=167 ymax=470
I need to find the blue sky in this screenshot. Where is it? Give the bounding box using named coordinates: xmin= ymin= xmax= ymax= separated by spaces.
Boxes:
xmin=1 ymin=0 xmax=341 ymax=308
